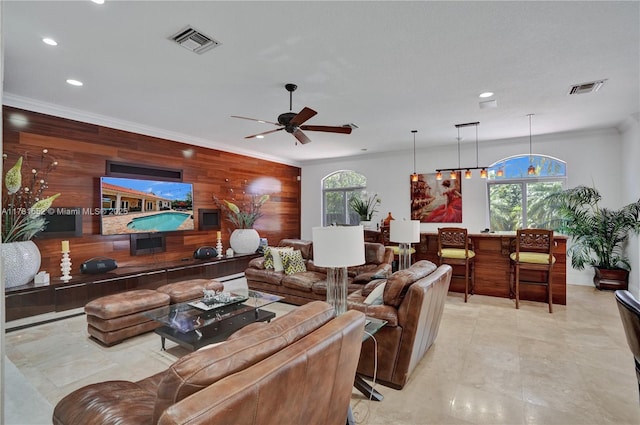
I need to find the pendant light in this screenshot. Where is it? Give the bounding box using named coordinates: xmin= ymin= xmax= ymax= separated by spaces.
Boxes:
xmin=410 ymin=130 xmax=419 ymax=182
xmin=451 ymin=131 xmax=460 ymax=180
xmin=476 ymin=123 xmax=487 ymax=178
xmin=435 ymin=121 xmax=487 ymax=179
xmin=527 ymin=113 xmax=536 ymax=175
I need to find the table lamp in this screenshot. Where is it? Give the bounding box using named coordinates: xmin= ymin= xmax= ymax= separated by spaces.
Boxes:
xmin=390 ymin=219 xmax=420 ymax=270
xmin=312 ymin=225 xmax=365 ymax=315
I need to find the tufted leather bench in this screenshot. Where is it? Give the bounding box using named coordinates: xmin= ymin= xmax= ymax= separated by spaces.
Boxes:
xmin=156 ymin=278 xmax=224 ymax=303
xmin=85 ymin=289 xmax=170 ymax=346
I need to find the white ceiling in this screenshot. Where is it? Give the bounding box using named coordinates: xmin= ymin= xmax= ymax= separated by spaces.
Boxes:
xmin=3 ymin=1 xmax=639 ymax=166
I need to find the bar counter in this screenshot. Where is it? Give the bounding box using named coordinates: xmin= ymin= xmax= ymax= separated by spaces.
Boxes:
xmin=414 ymin=232 xmax=567 ymax=305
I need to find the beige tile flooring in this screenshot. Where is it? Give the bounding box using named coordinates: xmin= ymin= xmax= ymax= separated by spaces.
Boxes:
xmin=5 ymin=283 xmax=640 ymax=425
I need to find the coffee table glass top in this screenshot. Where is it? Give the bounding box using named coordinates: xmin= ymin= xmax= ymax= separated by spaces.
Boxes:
xmin=144 ymin=289 xmax=283 ymax=334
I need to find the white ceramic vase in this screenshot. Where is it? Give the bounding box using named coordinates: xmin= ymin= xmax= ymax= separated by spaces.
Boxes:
xmin=359 ymin=220 xmax=374 ymax=230
xmin=229 ymin=228 xmax=260 ymax=254
xmin=1 ymin=240 xmax=42 ymax=288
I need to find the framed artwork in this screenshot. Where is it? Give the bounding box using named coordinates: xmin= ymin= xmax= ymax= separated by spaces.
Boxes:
xmin=410 ymin=172 xmax=462 ymax=223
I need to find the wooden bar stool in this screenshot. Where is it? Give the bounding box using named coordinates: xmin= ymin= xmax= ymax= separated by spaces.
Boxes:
xmin=437 ymin=227 xmax=475 ymax=302
xmin=509 ymin=228 xmax=556 ymax=313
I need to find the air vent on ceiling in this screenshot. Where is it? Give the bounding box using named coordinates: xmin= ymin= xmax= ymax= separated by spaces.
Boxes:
xmin=170 ymin=26 xmax=221 ymax=54
xmin=568 ymin=79 xmax=606 ymax=95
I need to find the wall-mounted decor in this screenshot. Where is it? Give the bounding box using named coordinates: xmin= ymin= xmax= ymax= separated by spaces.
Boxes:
xmin=198 ymin=208 xmax=221 ymax=231
xmin=410 ymin=172 xmax=462 ymax=223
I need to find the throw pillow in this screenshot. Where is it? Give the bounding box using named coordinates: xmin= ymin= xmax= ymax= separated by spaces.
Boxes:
xmin=263 ymin=246 xmax=275 ymax=269
xmin=281 ymin=250 xmax=307 ymax=275
xmin=363 ymin=282 xmax=386 ymax=305
xmin=264 ymin=246 xmax=293 ymax=272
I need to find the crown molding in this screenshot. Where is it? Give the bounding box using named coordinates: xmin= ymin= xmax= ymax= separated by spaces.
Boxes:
xmin=2 ymin=93 xmax=300 ymax=168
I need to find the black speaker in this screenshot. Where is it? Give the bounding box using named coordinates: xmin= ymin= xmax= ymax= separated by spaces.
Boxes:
xmin=81 ymin=257 xmax=118 ymax=274
xmin=194 ymin=246 xmax=218 ymax=259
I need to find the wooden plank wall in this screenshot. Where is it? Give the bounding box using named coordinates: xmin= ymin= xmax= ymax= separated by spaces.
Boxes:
xmin=2 ymin=106 xmax=301 ymax=277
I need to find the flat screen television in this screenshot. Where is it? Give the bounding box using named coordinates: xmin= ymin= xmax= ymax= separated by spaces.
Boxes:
xmin=100 ymin=176 xmax=194 ymax=235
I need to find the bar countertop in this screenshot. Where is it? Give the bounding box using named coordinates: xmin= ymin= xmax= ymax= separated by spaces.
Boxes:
xmin=415 ymin=231 xmax=567 ymax=305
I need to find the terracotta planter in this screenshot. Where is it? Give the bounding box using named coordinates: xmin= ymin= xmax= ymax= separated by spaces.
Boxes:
xmin=593 ymin=267 xmax=629 ymax=291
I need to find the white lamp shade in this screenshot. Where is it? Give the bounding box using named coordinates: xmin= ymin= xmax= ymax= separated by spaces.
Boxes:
xmin=390 ymin=220 xmax=420 ymax=243
xmin=312 ymin=225 xmax=365 ymax=267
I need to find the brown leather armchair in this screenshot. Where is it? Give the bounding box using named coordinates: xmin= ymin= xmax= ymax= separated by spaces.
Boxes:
xmin=615 ymin=290 xmax=640 ymax=404
xmin=347 ymin=260 xmax=452 ymax=389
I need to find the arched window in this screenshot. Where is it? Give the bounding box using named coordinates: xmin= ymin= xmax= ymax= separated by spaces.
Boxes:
xmin=322 ymin=170 xmax=366 ymax=226
xmin=487 ymin=154 xmax=566 ymax=231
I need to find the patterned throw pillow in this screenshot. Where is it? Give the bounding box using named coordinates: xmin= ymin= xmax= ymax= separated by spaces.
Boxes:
xmin=281 ymin=250 xmax=307 ymax=275
xmin=263 ymin=247 xmax=275 ymax=269
xmin=264 ymin=246 xmax=293 ymax=272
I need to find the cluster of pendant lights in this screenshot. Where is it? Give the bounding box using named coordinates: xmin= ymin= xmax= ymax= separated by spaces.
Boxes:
xmin=434 ymin=121 xmax=488 ymax=180
xmin=410 ymin=115 xmax=538 ymax=181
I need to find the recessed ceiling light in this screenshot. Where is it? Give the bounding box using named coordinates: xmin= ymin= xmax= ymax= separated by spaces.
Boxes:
xmin=66 ymin=79 xmax=83 ymax=86
xmin=42 ymin=38 xmax=57 ymax=46
xmin=91 ymin=0 xmax=105 ymax=4
xmin=479 ymin=92 xmax=494 ymax=98
xmin=256 ymin=135 xmax=264 ymax=139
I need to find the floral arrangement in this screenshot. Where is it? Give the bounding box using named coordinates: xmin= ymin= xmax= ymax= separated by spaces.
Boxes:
xmin=214 ymin=179 xmax=270 ymax=229
xmin=349 ymin=192 xmax=381 ymax=221
xmin=2 ymin=150 xmax=60 ymax=242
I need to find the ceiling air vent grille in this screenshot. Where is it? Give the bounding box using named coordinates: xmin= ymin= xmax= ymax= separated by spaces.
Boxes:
xmin=170 ymin=26 xmax=221 ymax=54
xmin=568 ymin=79 xmax=606 ymax=95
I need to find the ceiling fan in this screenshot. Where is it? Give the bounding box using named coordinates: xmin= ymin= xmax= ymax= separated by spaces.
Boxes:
xmin=231 ymin=83 xmax=352 ymax=145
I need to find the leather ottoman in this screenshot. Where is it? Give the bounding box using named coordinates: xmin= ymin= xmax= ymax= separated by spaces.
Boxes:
xmin=85 ymin=289 xmax=170 ymax=346
xmin=156 ymin=278 xmax=224 ymax=303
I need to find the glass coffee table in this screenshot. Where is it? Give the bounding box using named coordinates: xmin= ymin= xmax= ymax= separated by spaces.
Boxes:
xmin=145 ymin=290 xmax=283 ymax=351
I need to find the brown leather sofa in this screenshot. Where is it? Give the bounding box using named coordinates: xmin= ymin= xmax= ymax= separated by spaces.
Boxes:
xmin=245 ymin=238 xmax=394 ymax=305
xmin=348 ymin=260 xmax=452 ymax=389
xmin=53 ymin=301 xmax=366 ymax=425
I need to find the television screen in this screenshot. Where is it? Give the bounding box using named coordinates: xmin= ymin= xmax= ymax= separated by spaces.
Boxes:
xmin=100 ymin=176 xmax=194 ymax=235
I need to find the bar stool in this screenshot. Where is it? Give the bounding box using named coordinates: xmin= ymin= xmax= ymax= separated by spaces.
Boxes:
xmin=509 ymin=228 xmax=556 ymax=313
xmin=437 ymin=227 xmax=475 ymax=302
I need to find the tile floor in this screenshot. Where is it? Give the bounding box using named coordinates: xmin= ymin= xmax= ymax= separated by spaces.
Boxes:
xmin=4 ymin=283 xmax=640 ymax=425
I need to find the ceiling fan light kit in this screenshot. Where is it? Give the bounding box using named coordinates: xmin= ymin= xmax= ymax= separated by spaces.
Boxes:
xmin=231 ymin=83 xmax=352 ymax=145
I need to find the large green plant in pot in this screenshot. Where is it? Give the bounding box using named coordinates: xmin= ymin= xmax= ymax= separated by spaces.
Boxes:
xmin=546 ymin=186 xmax=640 ymax=290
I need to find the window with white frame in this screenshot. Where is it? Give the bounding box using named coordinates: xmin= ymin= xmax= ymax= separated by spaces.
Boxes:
xmin=487 ymin=154 xmax=566 ymax=231
xmin=322 ymin=170 xmax=366 ymax=226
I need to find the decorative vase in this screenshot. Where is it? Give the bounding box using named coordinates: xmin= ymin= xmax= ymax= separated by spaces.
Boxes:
xmin=1 ymin=240 xmax=42 ymax=288
xmin=359 ymin=220 xmax=374 ymax=230
xmin=383 ymin=212 xmax=394 ymax=227
xmin=229 ymin=229 xmax=260 ymax=254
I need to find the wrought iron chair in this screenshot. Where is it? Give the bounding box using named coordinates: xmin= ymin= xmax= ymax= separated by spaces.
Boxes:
xmin=509 ymin=228 xmax=555 ymax=313
xmin=437 ymin=227 xmax=475 ymax=302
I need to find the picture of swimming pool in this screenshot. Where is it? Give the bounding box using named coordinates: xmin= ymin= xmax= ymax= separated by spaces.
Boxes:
xmin=127 ymin=212 xmax=191 ymax=232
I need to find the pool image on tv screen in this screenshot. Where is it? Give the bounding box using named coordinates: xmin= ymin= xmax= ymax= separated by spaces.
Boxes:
xmin=100 ymin=176 xmax=194 ymax=235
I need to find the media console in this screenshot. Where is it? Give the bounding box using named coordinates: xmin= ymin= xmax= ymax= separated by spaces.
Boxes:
xmin=4 ymin=253 xmax=260 ymax=322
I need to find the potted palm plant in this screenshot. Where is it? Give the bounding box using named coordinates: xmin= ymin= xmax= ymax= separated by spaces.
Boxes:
xmin=349 ymin=192 xmax=380 ymax=228
xmin=546 ymin=185 xmax=640 ymax=290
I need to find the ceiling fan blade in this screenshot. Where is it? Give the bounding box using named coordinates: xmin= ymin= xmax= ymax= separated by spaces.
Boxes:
xmin=300 ymin=125 xmax=352 ymax=134
xmin=231 ymin=115 xmax=280 ymax=126
xmin=293 ymin=129 xmax=312 ymax=144
xmin=289 ymin=107 xmax=317 ymax=126
xmin=245 ymin=128 xmax=284 ymax=139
